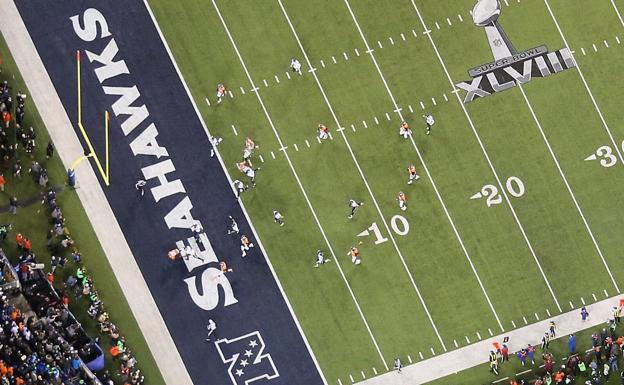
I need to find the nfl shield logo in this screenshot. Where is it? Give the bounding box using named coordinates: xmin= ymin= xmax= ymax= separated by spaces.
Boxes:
xmin=216 ymin=331 xmax=280 ymax=385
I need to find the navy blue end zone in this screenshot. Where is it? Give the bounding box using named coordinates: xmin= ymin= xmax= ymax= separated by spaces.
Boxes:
xmin=15 ymin=1 xmax=324 ymax=384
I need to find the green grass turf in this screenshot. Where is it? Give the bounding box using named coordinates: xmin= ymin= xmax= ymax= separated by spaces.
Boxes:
xmin=0 ymin=32 xmax=165 ymax=385
xmin=147 ymin=0 xmax=624 ymax=382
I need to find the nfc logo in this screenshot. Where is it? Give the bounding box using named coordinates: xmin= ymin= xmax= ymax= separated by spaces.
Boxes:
xmin=215 ymin=331 xmax=279 ymax=385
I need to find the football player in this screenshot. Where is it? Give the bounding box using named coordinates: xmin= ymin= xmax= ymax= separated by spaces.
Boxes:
xmin=407 ymin=164 xmax=420 ymax=185
xmin=227 ymin=216 xmax=239 ymax=235
xmin=232 ymin=179 xmax=247 ymax=199
xmin=397 ymin=192 xmax=407 ymax=211
xmin=290 ymin=58 xmax=302 ymax=75
xmin=240 ymin=235 xmax=254 ymax=257
xmin=399 ymin=121 xmax=412 ymax=139
xmin=209 ymin=135 xmax=222 ymax=158
xmin=206 ymin=319 xmax=217 ymax=342
xmin=314 ymin=250 xmax=331 ymax=268
xmin=423 ymin=114 xmax=435 ymax=135
xmin=347 ymin=199 xmax=364 ymax=219
xmin=273 ymin=211 xmax=284 ymax=226
xmin=245 ymin=137 xmax=258 ymax=151
xmin=348 ymin=246 xmax=361 ymax=265
xmin=238 ymin=162 xmax=260 ymax=187
xmin=216 ymin=83 xmax=226 ymax=104
xmin=318 ymin=124 xmax=329 ymax=140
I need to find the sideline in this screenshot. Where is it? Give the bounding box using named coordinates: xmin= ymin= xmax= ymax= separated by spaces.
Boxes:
xmin=357 ymin=295 xmax=619 ymax=384
xmin=0 ymin=1 xmax=193 ymax=384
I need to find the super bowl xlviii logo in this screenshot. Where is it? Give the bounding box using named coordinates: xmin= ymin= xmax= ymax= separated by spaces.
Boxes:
xmin=216 ymin=331 xmax=279 ymax=385
xmin=455 ymin=0 xmax=576 ymax=103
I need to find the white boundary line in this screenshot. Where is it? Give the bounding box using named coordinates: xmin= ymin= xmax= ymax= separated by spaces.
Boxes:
xmin=209 ymin=0 xmax=388 ymax=372
xmin=279 ymin=0 xmax=479 ymax=351
xmin=0 ymin=2 xmax=193 ymax=384
xmin=407 ymin=0 xmax=562 ymax=312
xmin=611 ymin=0 xmax=624 ymax=28
xmin=144 ymin=0 xmax=333 ymax=381
xmin=518 ymin=84 xmax=620 ymax=293
xmin=342 ymin=0 xmax=505 ymax=335
xmin=543 ymin=0 xmax=624 ymax=169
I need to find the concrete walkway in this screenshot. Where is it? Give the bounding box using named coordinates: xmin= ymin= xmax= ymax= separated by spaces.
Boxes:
xmin=358 ymin=295 xmax=621 ymax=384
xmin=0 ymin=1 xmax=193 ymax=384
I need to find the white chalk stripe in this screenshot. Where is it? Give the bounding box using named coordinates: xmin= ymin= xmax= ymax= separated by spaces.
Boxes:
xmin=385 ymin=112 xmax=391 ymax=120
xmin=263 ymin=79 xmax=268 ymax=87
xmin=240 ymin=87 xmax=246 ymax=94
xmin=408 ymin=355 xmax=413 ymax=363
xmin=205 ymin=97 xmax=211 ymax=106
xmin=401 ymin=33 xmax=406 ymax=41
xmin=374 ymin=116 xmax=379 ymax=125
xmin=320 ymin=60 xmax=325 ymax=68
xmin=286 ymin=71 xmax=291 ymax=79
xmin=354 ymin=48 xmax=360 ymax=56
xmin=418 ymin=352 xmax=423 ymax=360
xmin=408 ymin=105 xmax=414 ymax=113
xmin=362 ymin=120 xmax=368 ymax=128
xmin=389 ymin=36 xmax=395 ymax=45
xmin=412 ymin=29 xmax=417 ymax=37
xmin=377 ymin=40 xmax=383 ymax=48
xmin=271 ymin=151 xmax=275 ymax=159
xmin=305 ymin=139 xmax=310 ymax=147
xmin=231 ymin=125 xmax=238 ymax=136
xmin=332 ymin=56 xmax=337 ymax=64
xmin=343 ymin=52 xmax=349 ymax=60
xmin=275 ymin=75 xmax=280 ymax=83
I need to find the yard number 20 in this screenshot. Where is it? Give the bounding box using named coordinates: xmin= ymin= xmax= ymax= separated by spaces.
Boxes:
xmin=479 ymin=176 xmax=525 ymax=207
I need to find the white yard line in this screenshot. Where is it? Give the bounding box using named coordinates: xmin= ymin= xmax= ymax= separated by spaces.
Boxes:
xmin=518 ymin=84 xmax=620 ymax=293
xmin=611 ymin=0 xmax=624 ymax=28
xmin=342 ymin=0 xmax=505 ymax=338
xmin=408 ymin=0 xmax=562 ymax=312
xmin=281 ymin=0 xmax=485 ymax=355
xmin=543 ymin=0 xmax=624 ymax=169
xmin=212 ymin=0 xmax=387 ymax=372
xmin=149 ymin=0 xmax=332 ymax=382
xmin=357 ymin=295 xmax=620 ymax=385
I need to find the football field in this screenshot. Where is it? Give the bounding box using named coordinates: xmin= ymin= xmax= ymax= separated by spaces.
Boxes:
xmin=147 ymin=0 xmax=624 ymax=382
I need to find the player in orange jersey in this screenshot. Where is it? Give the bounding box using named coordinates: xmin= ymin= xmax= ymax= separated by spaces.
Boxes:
xmin=216 ymin=83 xmax=226 ymax=104
xmin=240 ymin=234 xmax=254 ymax=257
xmin=397 ymin=192 xmax=407 ymax=211
xmin=399 ymin=121 xmax=412 ymax=139
xmin=318 ymin=124 xmax=329 ymax=140
xmin=348 ymin=246 xmax=361 ymax=265
xmin=407 ymin=164 xmax=420 ymax=185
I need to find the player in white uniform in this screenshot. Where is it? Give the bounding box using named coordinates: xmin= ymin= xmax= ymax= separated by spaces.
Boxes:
xmin=273 ymin=211 xmax=284 ymax=226
xmin=209 ymin=135 xmax=222 ymax=157
xmin=394 ymin=357 xmax=403 ymax=373
xmin=347 ymin=199 xmax=363 ymax=219
xmin=206 ymin=319 xmax=217 ymax=342
xmin=423 ymin=114 xmax=435 ymax=135
xmin=290 ymin=58 xmax=302 ymax=75
xmin=227 ymin=216 xmax=239 ymax=235
xmin=243 ymin=147 xmax=253 ymax=167
xmin=232 ymin=180 xmax=247 ymax=199
xmin=314 ymin=250 xmax=331 ymax=268
xmin=180 ymin=245 xmax=204 ymax=262
xmin=399 ymin=121 xmax=412 ymax=139
xmin=318 ymin=124 xmax=329 ymax=140
xmin=407 ymin=165 xmax=420 ymax=185
xmin=191 ymin=222 xmax=203 ymax=244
